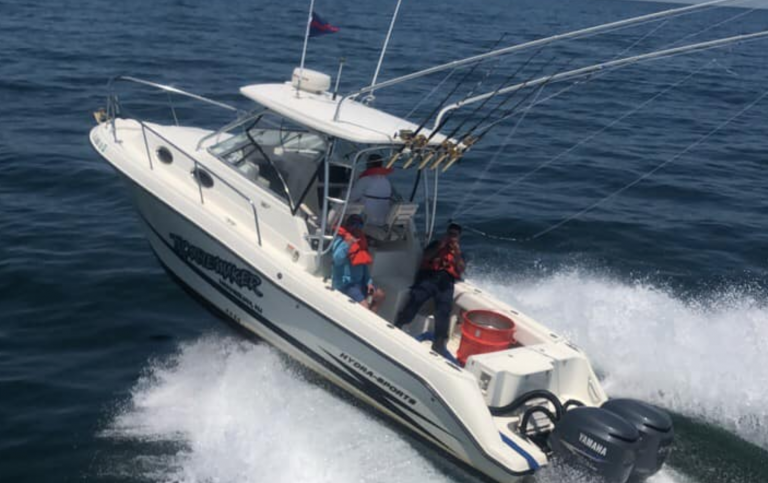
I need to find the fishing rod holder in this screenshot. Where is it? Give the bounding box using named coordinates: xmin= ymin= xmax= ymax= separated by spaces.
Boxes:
xmin=387 ymin=134 xmax=470 ymax=172
xmin=387 ymin=130 xmax=429 ymax=169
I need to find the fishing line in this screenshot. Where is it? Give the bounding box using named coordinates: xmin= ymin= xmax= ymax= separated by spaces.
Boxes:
xmin=670 ymin=7 xmax=757 ymax=48
xmin=414 ymin=34 xmax=507 ymax=134
xmin=389 ymin=34 xmax=507 ymax=165
xmin=454 ymin=59 xmax=714 ymax=218
xmin=453 ymin=8 xmax=759 ymax=216
xmin=553 ymin=0 xmax=748 ymax=47
xmin=462 ymin=86 xmax=768 ymax=243
xmin=528 ymin=86 xmax=768 ymax=240
xmin=442 ymin=48 xmax=546 ymax=142
xmin=405 ymin=69 xmax=456 ymax=119
xmin=452 ymin=29 xmax=768 ymax=156
xmin=452 ymin=85 xmax=547 ymax=213
xmin=419 ymin=38 xmax=511 ymax=145
xmin=428 ymin=169 xmax=439 ymax=242
xmin=474 ymin=6 xmax=756 ymax=128
xmin=456 ymin=20 xmax=669 ymax=163
xmin=462 ymin=57 xmax=570 ymax=145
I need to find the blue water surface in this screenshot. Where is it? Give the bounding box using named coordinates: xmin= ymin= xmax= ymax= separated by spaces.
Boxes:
xmin=1 ymin=0 xmax=767 ymax=482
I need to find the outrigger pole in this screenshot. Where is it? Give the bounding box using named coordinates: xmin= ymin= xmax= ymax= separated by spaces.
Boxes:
xmin=366 ymin=0 xmax=404 ymax=104
xmin=386 ymin=34 xmax=506 ymax=168
xmin=339 ymin=0 xmax=736 ymax=106
xmin=297 ymin=0 xmax=317 ymax=95
xmin=429 ymin=30 xmax=768 ymax=171
xmin=440 ymin=29 xmax=768 ymax=132
xmin=420 ymin=52 xmax=554 ymax=170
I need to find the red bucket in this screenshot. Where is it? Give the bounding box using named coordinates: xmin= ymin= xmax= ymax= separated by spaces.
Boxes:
xmin=456 ymin=310 xmax=516 ymax=366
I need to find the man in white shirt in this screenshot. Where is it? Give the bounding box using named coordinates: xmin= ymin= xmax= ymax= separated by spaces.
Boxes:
xmin=350 ymin=154 xmax=393 ymax=226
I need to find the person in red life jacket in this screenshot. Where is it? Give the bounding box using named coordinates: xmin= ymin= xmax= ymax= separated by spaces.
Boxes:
xmin=350 ymin=154 xmax=393 ymax=226
xmin=395 ymin=223 xmax=465 ymax=361
xmin=331 ymin=214 xmax=386 ymax=312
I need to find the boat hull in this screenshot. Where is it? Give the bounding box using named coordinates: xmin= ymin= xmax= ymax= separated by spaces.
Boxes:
xmin=122 ymin=178 xmax=538 ymax=482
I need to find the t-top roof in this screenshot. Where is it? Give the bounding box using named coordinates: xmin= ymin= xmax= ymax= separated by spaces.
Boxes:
xmin=240 ymin=82 xmax=450 ymax=145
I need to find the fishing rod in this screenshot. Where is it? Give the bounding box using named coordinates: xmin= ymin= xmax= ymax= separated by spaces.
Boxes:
xmin=433 ymin=55 xmax=574 ymax=171
xmin=339 ymin=0 xmax=736 ymax=107
xmin=404 ymin=46 xmax=525 ymax=169
xmin=423 ymin=53 xmax=556 ymax=170
xmin=439 ymin=67 xmax=560 ymax=172
xmin=490 ymin=7 xmax=760 ymax=131
xmin=415 ymin=49 xmax=546 ymax=169
xmin=440 ymin=28 xmax=750 ymax=172
xmin=433 ymin=29 xmax=768 ymax=132
xmin=386 ymin=34 xmax=507 ymax=168
xmin=457 ymin=85 xmax=768 ymax=243
xmin=465 ymin=60 xmax=714 ymax=218
xmin=452 ymin=11 xmax=761 ymax=219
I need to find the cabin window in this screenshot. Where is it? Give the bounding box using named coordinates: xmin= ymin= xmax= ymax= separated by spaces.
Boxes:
xmin=209 ymin=114 xmax=328 ymax=212
xmin=156 ymin=146 xmax=173 ymax=164
xmin=192 ymin=168 xmax=214 ymax=188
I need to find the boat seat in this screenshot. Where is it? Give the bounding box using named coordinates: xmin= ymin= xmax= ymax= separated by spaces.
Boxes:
xmin=327 ymin=202 xmax=364 ymax=230
xmin=366 ymin=202 xmax=419 ymax=241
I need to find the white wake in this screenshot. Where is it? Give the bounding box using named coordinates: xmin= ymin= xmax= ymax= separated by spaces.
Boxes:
xmin=472 ymin=268 xmax=768 ymax=451
xmin=104 ymin=269 xmax=767 ymax=482
xmin=105 ymin=336 xmax=460 ymax=483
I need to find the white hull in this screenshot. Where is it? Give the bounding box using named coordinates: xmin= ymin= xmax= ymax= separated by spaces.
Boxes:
xmin=90 ymin=115 xmax=611 ymax=482
xmin=128 ymin=179 xmax=539 ymax=481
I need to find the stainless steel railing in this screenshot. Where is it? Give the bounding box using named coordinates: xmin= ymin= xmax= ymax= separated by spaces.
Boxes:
xmin=108 ymin=75 xmax=241 ymax=115
xmin=106 ymin=75 xmax=263 ymax=247
xmin=138 ymin=120 xmax=263 ymax=247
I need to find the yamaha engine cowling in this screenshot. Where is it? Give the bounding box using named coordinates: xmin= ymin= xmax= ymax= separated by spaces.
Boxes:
xmin=549 ymin=407 xmax=641 ymax=483
xmin=602 ymin=399 xmax=674 ymax=481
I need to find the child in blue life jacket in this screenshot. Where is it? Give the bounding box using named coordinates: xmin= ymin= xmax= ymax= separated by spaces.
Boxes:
xmin=331 ymin=214 xmax=385 ymax=312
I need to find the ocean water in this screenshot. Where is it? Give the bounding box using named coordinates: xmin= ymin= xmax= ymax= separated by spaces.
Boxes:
xmin=1 ymin=0 xmax=767 ymax=482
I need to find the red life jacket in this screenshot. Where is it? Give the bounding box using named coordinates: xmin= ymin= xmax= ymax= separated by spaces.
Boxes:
xmin=359 ymin=166 xmax=393 ymax=179
xmin=421 ymin=243 xmax=462 ymax=280
xmin=337 ymin=227 xmax=373 ymax=266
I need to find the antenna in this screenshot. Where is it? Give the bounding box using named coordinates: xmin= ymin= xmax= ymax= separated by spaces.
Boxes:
xmin=297 ymin=0 xmax=317 ymax=96
xmin=333 ymin=57 xmax=346 ymax=100
xmin=366 ymin=0 xmax=404 ymax=104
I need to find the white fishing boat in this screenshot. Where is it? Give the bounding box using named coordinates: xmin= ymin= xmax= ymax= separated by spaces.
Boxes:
xmin=89 ymin=1 xmax=768 ymax=480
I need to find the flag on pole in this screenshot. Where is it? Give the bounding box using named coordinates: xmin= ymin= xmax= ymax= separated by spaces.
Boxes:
xmin=309 ymin=11 xmax=339 ymax=37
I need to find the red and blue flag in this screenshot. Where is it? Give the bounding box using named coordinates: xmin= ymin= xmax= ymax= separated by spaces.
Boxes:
xmin=310 ymin=11 xmax=339 ymax=37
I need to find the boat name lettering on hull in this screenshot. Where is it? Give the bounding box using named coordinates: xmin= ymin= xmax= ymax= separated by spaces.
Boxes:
xmin=339 ymin=352 xmax=417 ymax=406
xmin=170 ymin=233 xmax=264 ymax=297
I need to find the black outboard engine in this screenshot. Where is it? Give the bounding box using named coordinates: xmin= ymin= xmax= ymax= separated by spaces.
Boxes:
xmin=549 ymin=407 xmax=641 ymax=483
xmin=602 ymin=399 xmax=674 ymax=482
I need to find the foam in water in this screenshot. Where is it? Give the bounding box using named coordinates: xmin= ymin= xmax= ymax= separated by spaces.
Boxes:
xmin=103 ymin=331 xmax=692 ymax=483
xmin=104 ymin=335 xmax=458 ymax=483
xmin=472 ymin=268 xmax=768 ymax=451
xmin=102 ymin=268 xmax=768 ymax=482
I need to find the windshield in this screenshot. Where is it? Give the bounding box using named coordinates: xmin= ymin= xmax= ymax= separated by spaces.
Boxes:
xmin=209 ymin=114 xmax=328 ymax=210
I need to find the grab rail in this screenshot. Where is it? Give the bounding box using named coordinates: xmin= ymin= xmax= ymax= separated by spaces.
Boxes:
xmin=108 ymin=75 xmax=240 ymax=113
xmin=138 ymin=121 xmax=263 ymax=247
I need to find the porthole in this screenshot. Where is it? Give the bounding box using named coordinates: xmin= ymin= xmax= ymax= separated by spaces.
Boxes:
xmin=156 ymin=146 xmax=173 ymax=164
xmin=191 ymin=168 xmax=214 ymax=188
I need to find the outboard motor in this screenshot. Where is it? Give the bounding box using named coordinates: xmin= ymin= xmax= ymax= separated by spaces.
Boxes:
xmin=549 ymin=407 xmax=641 ymax=483
xmin=602 ymin=399 xmax=674 ymax=482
